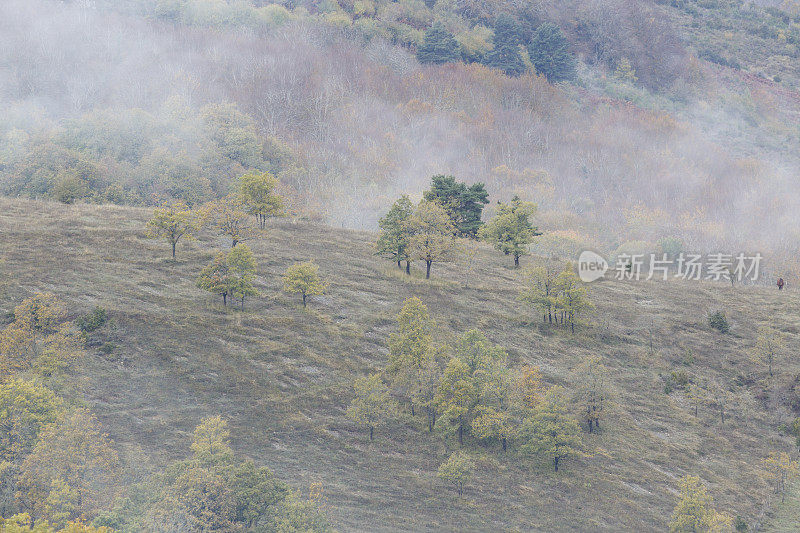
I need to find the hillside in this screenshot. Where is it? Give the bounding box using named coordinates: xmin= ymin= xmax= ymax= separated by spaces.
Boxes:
xmin=1 ymin=197 xmax=798 ymax=531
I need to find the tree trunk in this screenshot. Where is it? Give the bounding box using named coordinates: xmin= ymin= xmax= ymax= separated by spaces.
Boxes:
xmin=241 ymin=297 xmax=245 ymax=310
xmin=369 ymin=426 xmax=373 ymax=441
xmin=397 ymin=260 xmax=402 ymax=269
xmin=172 ymin=241 xmax=176 ymax=258
xmin=302 ymin=293 xmax=307 ymax=307
xmin=411 ymin=404 xmax=415 ymax=416
xmin=502 ymin=437 xmax=507 ymax=451
xmin=232 ymin=238 xmax=238 ymax=247
xmin=458 ymin=423 xmax=463 ymax=445
xmin=514 ymin=254 xmax=520 ymax=268
xmin=594 ymin=418 xmax=599 ymax=429
xmin=587 ymin=419 xmax=593 ymax=433
xmin=405 ymin=261 xmax=411 ymax=275
xmin=426 ymin=260 xmax=432 ymax=279
xmin=223 ymin=293 xmax=227 ymax=306
xmin=554 ymin=456 xmax=559 ymax=471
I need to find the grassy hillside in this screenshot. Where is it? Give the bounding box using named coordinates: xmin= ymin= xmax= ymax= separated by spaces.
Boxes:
xmin=1 ymin=197 xmax=799 ymax=531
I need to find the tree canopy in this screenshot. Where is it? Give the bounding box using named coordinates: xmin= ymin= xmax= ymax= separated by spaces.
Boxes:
xmin=423 ymin=175 xmax=489 ymax=238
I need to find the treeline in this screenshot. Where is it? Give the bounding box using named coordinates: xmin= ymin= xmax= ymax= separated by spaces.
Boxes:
xmin=0 ymin=101 xmax=299 ymax=209
xmin=111 ymin=0 xmax=688 ymax=90
xmin=0 ymin=293 xmax=330 ymax=531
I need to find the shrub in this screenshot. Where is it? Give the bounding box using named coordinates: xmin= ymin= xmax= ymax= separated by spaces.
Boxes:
xmin=708 ymin=311 xmax=730 ymax=333
xmin=77 ymin=306 xmax=108 ymax=333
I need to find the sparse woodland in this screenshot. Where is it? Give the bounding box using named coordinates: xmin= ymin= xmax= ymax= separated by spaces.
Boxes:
xmin=4 ymin=0 xmax=800 ymax=531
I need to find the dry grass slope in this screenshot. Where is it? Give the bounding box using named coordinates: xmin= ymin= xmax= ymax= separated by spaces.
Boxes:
xmin=0 ymin=197 xmax=798 ymax=531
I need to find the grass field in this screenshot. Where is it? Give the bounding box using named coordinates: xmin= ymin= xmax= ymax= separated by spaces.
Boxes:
xmin=1 ymin=197 xmax=798 ymax=531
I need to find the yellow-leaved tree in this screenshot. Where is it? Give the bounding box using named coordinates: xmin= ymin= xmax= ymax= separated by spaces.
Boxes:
xmin=283 ymin=261 xmax=327 ymax=308
xmin=668 ymin=475 xmax=731 ymax=533
xmin=17 ymin=408 xmax=119 ymax=525
xmin=404 ymin=200 xmax=458 ymax=279
xmin=146 ymin=200 xmax=199 ymax=259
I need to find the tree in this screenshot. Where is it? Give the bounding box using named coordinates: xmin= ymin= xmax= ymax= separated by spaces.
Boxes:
xmin=0 ymin=378 xmax=63 ymax=464
xmin=283 ymin=261 xmax=327 ymax=308
xmin=435 ymin=357 xmax=477 ymax=446
xmin=519 ymin=264 xmax=560 ymax=323
xmin=573 ymin=355 xmax=609 ymax=433
xmin=346 ymin=374 xmax=397 ymax=441
xmin=519 ymin=388 xmax=583 ymax=471
xmin=417 ymin=23 xmax=461 ymax=65
xmin=528 ymin=23 xmax=576 ymax=82
xmin=435 ymin=330 xmax=509 ymax=446
xmin=668 ymin=475 xmax=732 ymax=532
xmin=750 ymin=325 xmax=785 ymax=380
xmin=485 ymin=14 xmax=527 ymax=77
xmin=512 ymin=365 xmax=546 ymax=410
xmin=227 ymin=244 xmax=258 ymax=309
xmin=146 ymin=201 xmax=197 ymax=258
xmin=206 ymin=193 xmax=254 ymax=247
xmin=17 ymin=409 xmax=119 ymax=524
xmin=0 ymin=513 xmax=113 ymax=532
xmin=405 ymin=201 xmax=458 ymax=279
xmin=422 ymin=175 xmax=489 ymax=238
xmin=239 ymin=170 xmax=283 ymax=229
xmin=190 ymin=416 xmax=233 ymax=460
xmin=763 ymin=451 xmax=799 ymax=503
xmin=0 ymin=295 xmax=82 ymax=378
xmin=554 ymin=267 xmax=593 ymax=333
xmin=375 ymin=195 xmax=414 ymax=273
xmin=386 ymin=297 xmax=441 ymax=427
xmin=479 ymin=196 xmax=540 ymax=267
xmin=197 ymin=252 xmax=232 ymax=306
xmin=437 ymin=451 xmax=475 ymax=497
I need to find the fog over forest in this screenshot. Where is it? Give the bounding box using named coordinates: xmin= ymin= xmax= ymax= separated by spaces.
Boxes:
xmin=2 ymin=0 xmax=800 ymax=264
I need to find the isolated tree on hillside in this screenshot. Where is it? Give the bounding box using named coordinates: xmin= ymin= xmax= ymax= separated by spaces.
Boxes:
xmin=227 ymin=244 xmax=258 ymax=310
xmin=198 ymin=251 xmax=232 ymax=306
xmin=346 ymin=374 xmax=397 ymax=441
xmin=417 ymin=23 xmax=461 ymax=65
xmin=485 ymin=14 xmax=527 ymax=77
xmin=750 ymin=325 xmax=785 ymax=380
xmin=528 ymin=23 xmax=576 ymax=82
xmin=239 ymin=170 xmax=283 ymax=229
xmin=519 ymin=263 xmax=561 ymax=323
xmin=519 ymin=388 xmax=583 ymax=472
xmin=668 ymin=475 xmax=731 ymax=532
xmin=283 ymin=261 xmax=327 ymax=308
xmin=147 ymin=200 xmax=198 ymax=258
xmin=375 ymin=195 xmax=414 ymax=273
xmin=437 ymin=451 xmax=475 ymax=497
xmin=423 ymin=175 xmax=489 ymax=238
xmin=479 ymin=196 xmax=540 ymax=267
xmin=405 ymin=200 xmax=458 ymax=279
xmin=554 ymin=268 xmax=592 ymax=333
xmin=572 ymin=355 xmax=609 ymax=433
xmin=206 ymin=193 xmax=254 ymax=247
